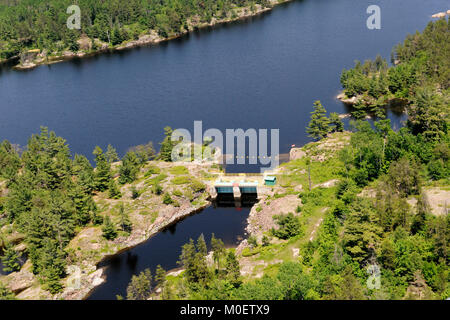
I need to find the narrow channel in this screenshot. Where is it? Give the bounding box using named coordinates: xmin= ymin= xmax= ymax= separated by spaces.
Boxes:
xmin=87 ymin=194 xmax=257 ymax=300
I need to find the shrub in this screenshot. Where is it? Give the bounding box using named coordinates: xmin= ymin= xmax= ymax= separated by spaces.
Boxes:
xmin=172 ymin=189 xmax=183 ymax=197
xmin=248 ymin=235 xmax=258 ymax=248
xmin=172 ymin=176 xmax=190 ymax=185
xmin=152 ymin=183 xmax=163 ymax=195
xmin=163 ymin=193 xmax=173 ymax=205
xmin=190 ymin=179 xmax=206 ymax=193
xmin=169 ymin=166 xmax=189 ymax=175
xmin=272 ymin=213 xmax=302 ymax=240
xmin=130 ymin=186 xmax=140 ymax=199
xmin=144 ymin=165 xmax=160 ymax=177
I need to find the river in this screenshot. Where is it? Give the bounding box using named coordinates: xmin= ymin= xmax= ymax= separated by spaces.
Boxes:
xmin=88 ymin=195 xmax=256 ymax=300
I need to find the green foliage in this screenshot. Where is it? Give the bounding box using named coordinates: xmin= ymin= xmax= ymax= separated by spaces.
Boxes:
xmin=127 ymin=268 xmax=152 ymax=300
xmin=190 ymin=179 xmax=206 ymax=193
xmin=93 ymin=146 xmax=111 ymax=192
xmin=118 ymin=204 xmax=132 ymax=233
xmin=0 ymin=140 xmax=20 ymax=180
xmin=272 ymin=213 xmax=302 ymax=239
xmin=118 ymin=151 xmax=141 ymax=184
xmin=340 ymin=19 xmax=449 ymax=128
xmin=329 ymin=112 xmax=344 ymax=133
xmin=247 ymin=235 xmax=258 ymax=248
xmin=0 ymin=0 xmax=271 ymax=60
xmin=105 ymin=144 xmax=119 ymax=164
xmin=0 ymin=282 xmax=15 ymax=300
xmin=306 ymin=101 xmax=330 ymax=140
xmin=178 ymin=237 xmax=211 ymax=285
xmin=211 ymin=233 xmax=225 ymax=270
xmin=162 ymin=192 xmax=173 ymax=205
xmin=169 ymin=166 xmax=189 ymax=175
xmin=159 ymin=126 xmax=176 ymax=161
xmin=129 ymin=142 xmax=155 ymax=164
xmin=225 ymin=251 xmax=241 ymax=287
xmin=108 ymin=179 xmax=122 ymax=199
xmin=130 ymin=185 xmax=141 ymax=199
xmin=102 ymin=216 xmax=117 ymax=240
xmin=1 ymin=243 xmax=21 ymax=273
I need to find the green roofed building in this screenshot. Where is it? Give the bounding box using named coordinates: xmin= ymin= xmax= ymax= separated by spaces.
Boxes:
xmin=264 ymin=176 xmax=276 ymax=186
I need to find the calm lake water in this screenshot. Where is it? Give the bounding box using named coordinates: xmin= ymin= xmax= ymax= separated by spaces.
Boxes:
xmin=0 ymin=0 xmax=446 ymax=172
xmin=0 ymin=0 xmax=446 ymax=299
xmin=88 ymin=195 xmax=255 ymax=300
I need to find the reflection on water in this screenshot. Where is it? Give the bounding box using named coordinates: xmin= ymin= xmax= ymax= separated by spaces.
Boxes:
xmin=88 ymin=195 xmax=256 ymax=300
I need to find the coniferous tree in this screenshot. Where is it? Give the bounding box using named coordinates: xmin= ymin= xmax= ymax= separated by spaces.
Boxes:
xmin=306 ymin=101 xmax=330 ymax=140
xmin=108 ymin=179 xmax=122 ymax=199
xmin=155 ymin=265 xmax=166 ymax=289
xmin=102 ymin=216 xmax=117 ymax=240
xmin=105 ymin=144 xmax=119 ymax=164
xmin=93 ymin=146 xmax=111 ymax=192
xmin=1 ymin=243 xmax=21 ymax=273
xmin=118 ymin=151 xmax=140 ymax=184
xmin=211 ymin=233 xmax=225 ymax=270
xmin=118 ymin=204 xmax=132 ymax=233
xmin=159 ymin=127 xmax=175 ymax=161
xmin=329 ymin=112 xmax=344 ymax=132
xmin=126 ymin=268 xmax=152 ymax=300
xmin=197 ymin=234 xmax=208 ymax=256
xmin=225 ymin=251 xmax=241 ymax=287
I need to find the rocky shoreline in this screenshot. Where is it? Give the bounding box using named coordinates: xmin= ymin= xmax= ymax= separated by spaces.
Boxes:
xmin=62 ymin=201 xmax=212 ymax=300
xmin=8 ymin=0 xmax=292 ymax=71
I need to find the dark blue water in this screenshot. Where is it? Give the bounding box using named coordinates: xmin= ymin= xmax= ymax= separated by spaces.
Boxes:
xmin=0 ymin=0 xmax=446 ymax=172
xmin=88 ymin=198 xmax=253 ymax=300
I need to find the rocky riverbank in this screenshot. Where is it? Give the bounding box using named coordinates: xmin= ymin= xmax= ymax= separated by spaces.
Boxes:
xmin=0 ymin=160 xmax=218 ymax=300
xmin=62 ymin=201 xmax=211 ymax=300
xmin=10 ymin=0 xmax=292 ymax=71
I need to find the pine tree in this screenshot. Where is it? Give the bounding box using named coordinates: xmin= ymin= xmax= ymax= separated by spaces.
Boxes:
xmin=155 ymin=265 xmax=166 ymax=288
xmin=118 ymin=151 xmax=140 ymax=184
xmin=159 ymin=127 xmax=175 ymax=162
xmin=197 ymin=234 xmax=208 ymax=256
xmin=102 ymin=216 xmax=117 ymax=240
xmin=105 ymin=144 xmax=119 ymax=164
xmin=93 ymin=146 xmax=111 ymax=192
xmin=126 ymin=268 xmax=152 ymax=300
xmin=1 ymin=243 xmax=21 ymax=273
xmin=118 ymin=204 xmax=132 ymax=233
xmin=329 ymin=112 xmax=344 ymax=132
xmin=211 ymin=233 xmax=225 ymax=270
xmin=108 ymin=179 xmax=122 ymax=199
xmin=225 ymin=251 xmax=241 ymax=287
xmin=306 ymin=101 xmax=330 ymax=140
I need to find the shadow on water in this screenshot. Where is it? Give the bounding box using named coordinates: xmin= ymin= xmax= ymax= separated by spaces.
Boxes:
xmin=88 ymin=194 xmax=257 ymax=300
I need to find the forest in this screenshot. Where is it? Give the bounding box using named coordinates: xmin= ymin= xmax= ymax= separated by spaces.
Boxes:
xmin=340 ymin=18 xmax=449 ymax=125
xmin=0 ymin=0 xmax=271 ymax=60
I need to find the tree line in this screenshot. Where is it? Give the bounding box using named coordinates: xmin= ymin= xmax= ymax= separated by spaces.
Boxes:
xmin=0 ymin=125 xmax=178 ymax=294
xmin=0 ymin=0 xmax=270 ymax=60
xmin=340 ymin=18 xmax=449 ymax=126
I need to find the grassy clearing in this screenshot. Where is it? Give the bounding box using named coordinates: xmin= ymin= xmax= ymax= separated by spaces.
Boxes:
xmin=169 ymin=166 xmax=189 ymax=175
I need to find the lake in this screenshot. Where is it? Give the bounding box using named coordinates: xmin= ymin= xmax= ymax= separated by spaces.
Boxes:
xmin=0 ymin=0 xmax=446 ymax=172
